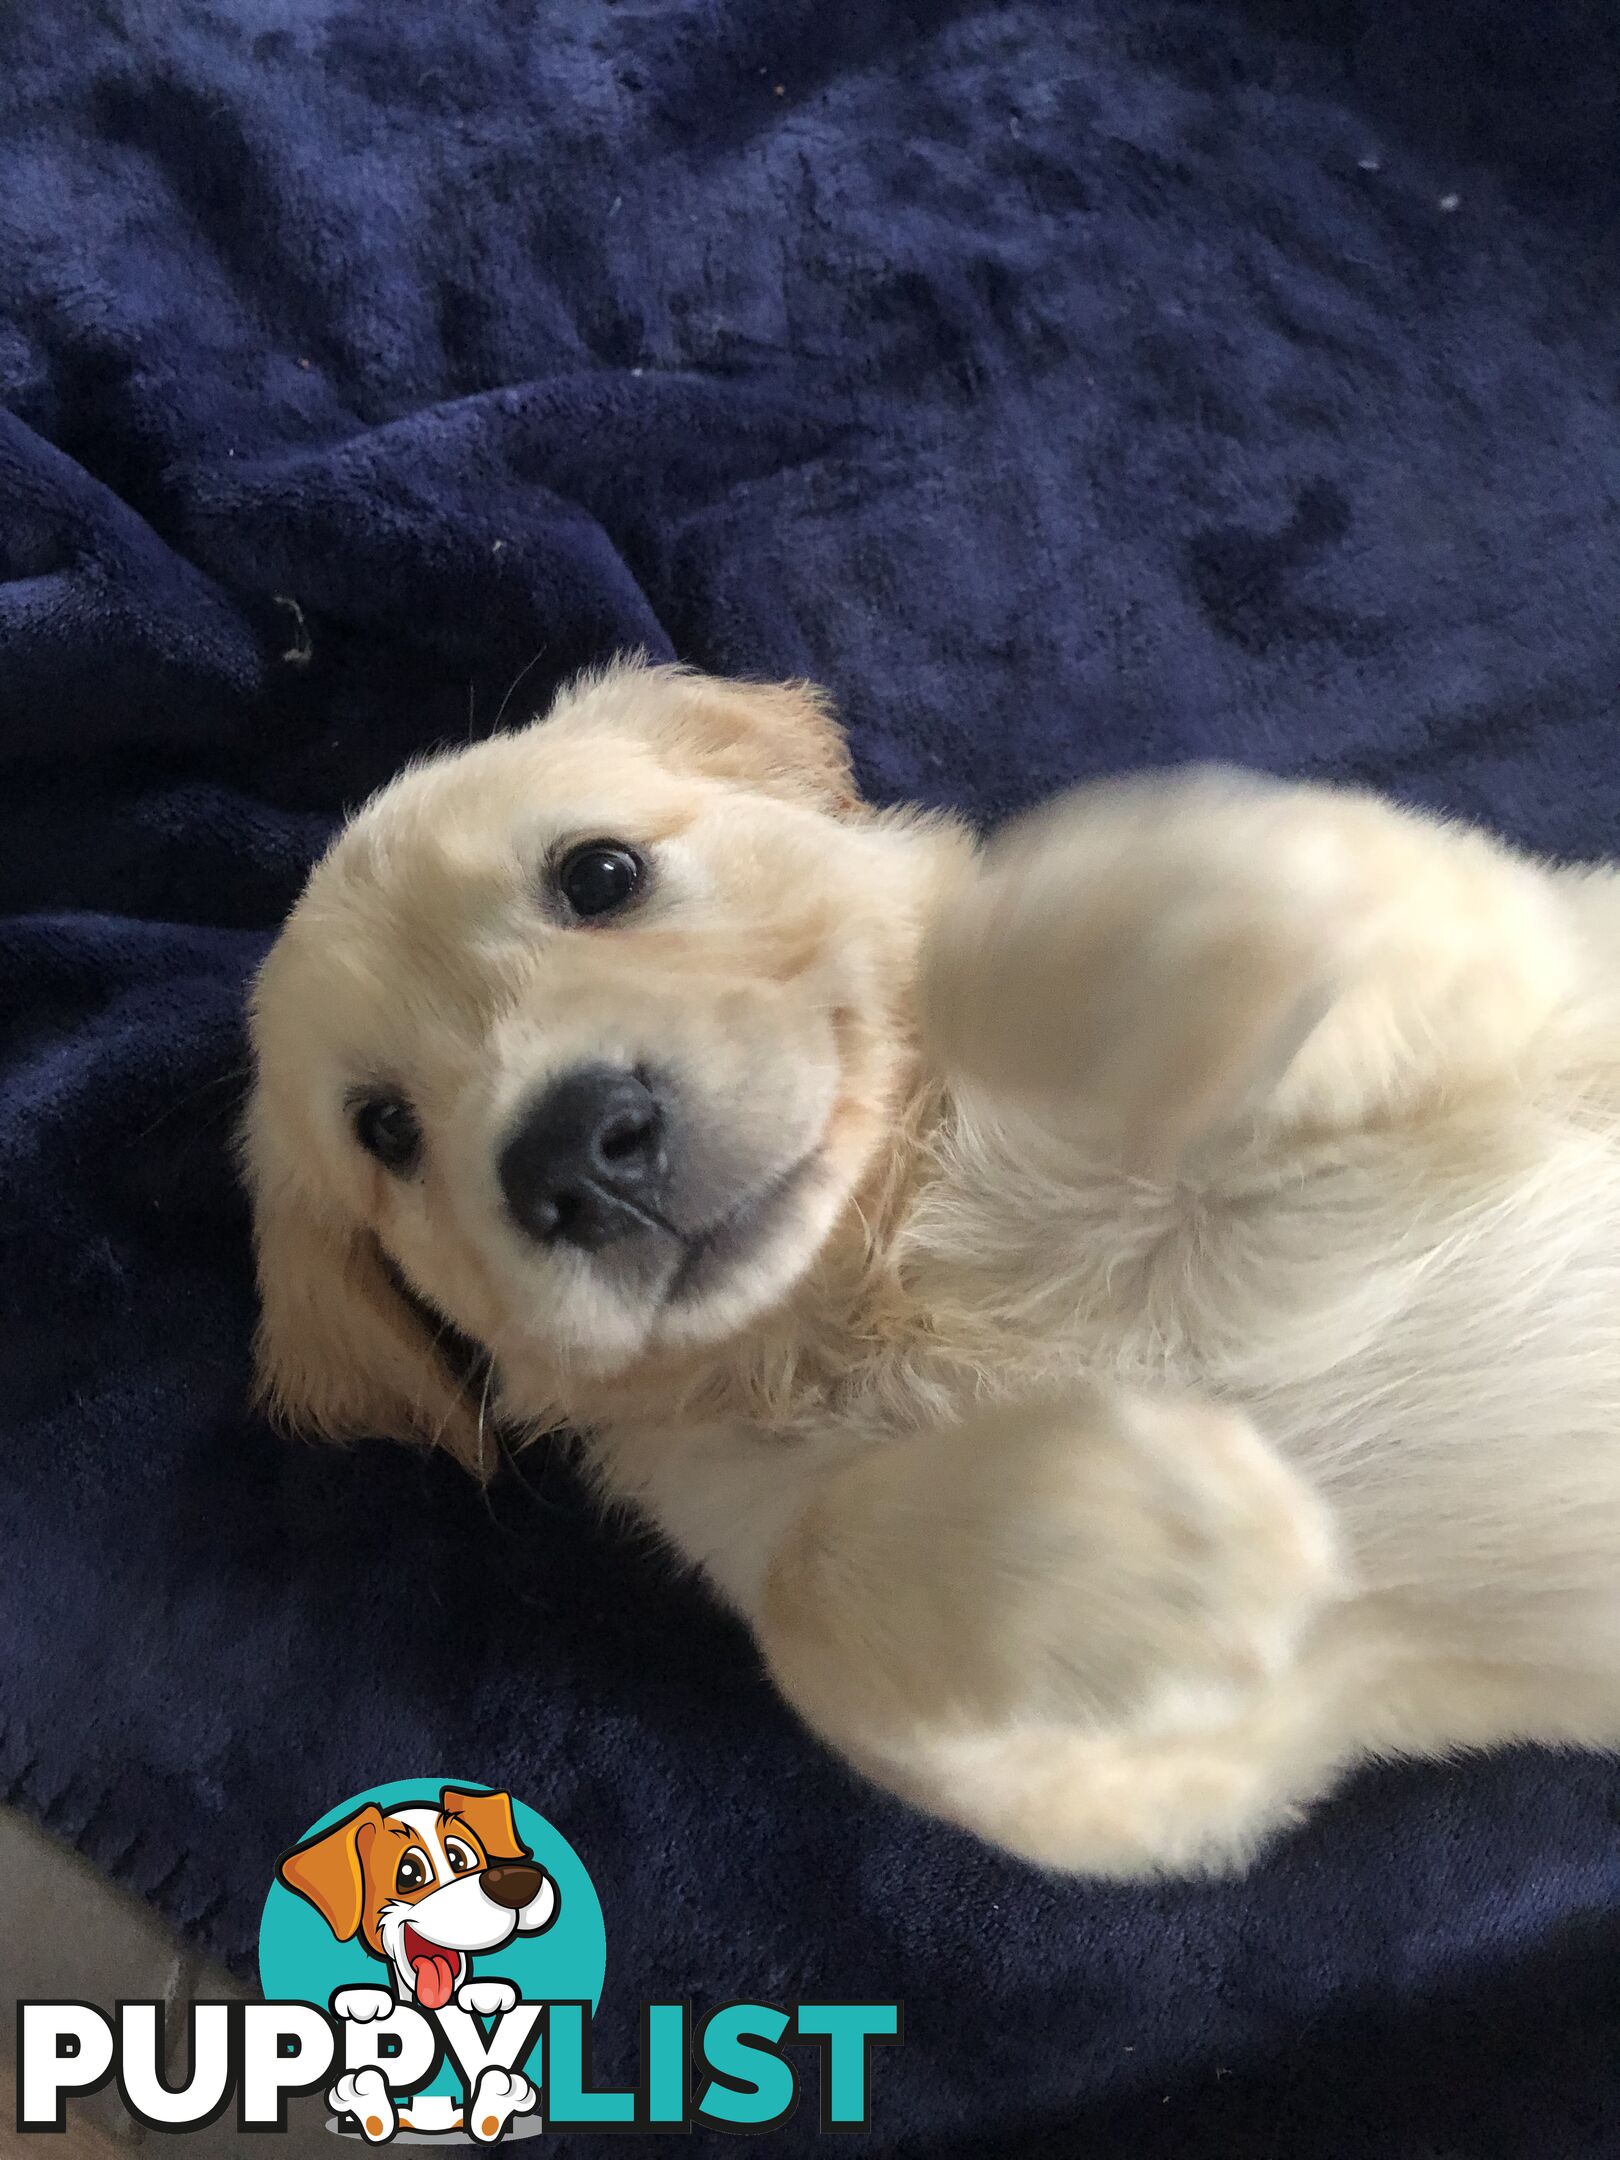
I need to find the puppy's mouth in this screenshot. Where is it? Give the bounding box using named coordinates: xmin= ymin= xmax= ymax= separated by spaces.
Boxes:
xmin=401 ymin=1923 xmax=465 ymax=2010
xmin=660 ymin=1148 xmax=819 ymax=1309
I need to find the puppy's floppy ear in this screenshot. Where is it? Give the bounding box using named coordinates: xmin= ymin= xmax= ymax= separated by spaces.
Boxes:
xmin=243 ymin=1103 xmax=488 ymax=1476
xmin=596 ymin=661 xmax=859 ymax=814
xmin=440 ymin=1787 xmax=530 ymax=1864
xmin=277 ymin=1804 xmax=384 ymax=1941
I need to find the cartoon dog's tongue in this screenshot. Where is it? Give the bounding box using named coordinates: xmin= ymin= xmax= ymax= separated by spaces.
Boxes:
xmin=414 ymin=1951 xmax=458 ymax=2009
xmin=403 ymin=1926 xmax=460 ymax=2010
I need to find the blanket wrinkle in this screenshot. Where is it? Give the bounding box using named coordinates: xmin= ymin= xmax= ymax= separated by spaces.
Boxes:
xmin=2 ymin=0 xmax=1619 ymax=2151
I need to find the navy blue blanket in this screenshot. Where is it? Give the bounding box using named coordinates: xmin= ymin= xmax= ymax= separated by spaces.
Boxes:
xmin=4 ymin=2 xmax=1620 ymax=2150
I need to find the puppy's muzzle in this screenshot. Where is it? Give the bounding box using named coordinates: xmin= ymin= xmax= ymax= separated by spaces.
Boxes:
xmin=499 ymin=1063 xmax=668 ymax=1250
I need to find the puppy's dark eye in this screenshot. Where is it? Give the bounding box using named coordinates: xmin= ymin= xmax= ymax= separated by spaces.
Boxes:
xmin=396 ymin=1850 xmax=430 ymax=1894
xmin=444 ymin=1839 xmax=479 ymax=1875
xmin=354 ymin=1095 xmax=422 ymax=1174
xmin=557 ymin=841 xmax=644 ymax=921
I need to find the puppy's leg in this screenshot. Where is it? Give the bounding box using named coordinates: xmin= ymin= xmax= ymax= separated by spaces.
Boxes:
xmin=924 ymin=771 xmax=1577 ymax=1166
xmin=759 ymin=1388 xmax=1358 ymax=1877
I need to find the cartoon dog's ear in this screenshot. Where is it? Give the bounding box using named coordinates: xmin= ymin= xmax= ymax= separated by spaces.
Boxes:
xmin=277 ymin=1805 xmax=385 ymax=1942
xmin=241 ymin=1097 xmax=488 ymax=1477
xmin=441 ymin=1788 xmax=530 ymax=1864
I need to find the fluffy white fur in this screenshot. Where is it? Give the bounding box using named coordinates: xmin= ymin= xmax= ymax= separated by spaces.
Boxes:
xmin=245 ymin=661 xmax=1620 ymax=1878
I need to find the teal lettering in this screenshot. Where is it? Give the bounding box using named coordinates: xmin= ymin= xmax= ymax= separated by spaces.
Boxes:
xmin=544 ymin=2003 xmax=634 ymax=2126
xmin=696 ymin=2004 xmax=795 ymax=2128
xmin=796 ymin=2003 xmax=901 ymax=2127
xmin=645 ymin=2002 xmax=688 ymax=2125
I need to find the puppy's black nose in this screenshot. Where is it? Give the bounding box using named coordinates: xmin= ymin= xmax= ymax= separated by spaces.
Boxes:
xmin=498 ymin=1065 xmax=667 ymax=1249
xmin=481 ymin=1862 xmax=547 ymax=1911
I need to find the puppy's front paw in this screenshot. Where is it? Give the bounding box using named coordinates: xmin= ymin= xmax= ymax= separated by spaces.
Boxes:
xmin=764 ymin=1388 xmax=1343 ymax=1753
xmin=923 ymin=771 xmax=1374 ymax=1167
xmin=329 ymin=2068 xmax=396 ymax=2143
xmin=469 ymin=2066 xmax=537 ymax=2142
xmin=331 ymin=1986 xmax=395 ymax=2024
xmin=456 ymin=1977 xmax=519 ymax=2018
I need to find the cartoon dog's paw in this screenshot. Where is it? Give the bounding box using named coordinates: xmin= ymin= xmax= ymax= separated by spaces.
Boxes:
xmin=456 ymin=1977 xmax=519 ymax=2018
xmin=332 ymin=1986 xmax=396 ymax=2024
xmin=468 ymin=2066 xmax=537 ymax=2142
xmin=329 ymin=2067 xmax=396 ymax=2143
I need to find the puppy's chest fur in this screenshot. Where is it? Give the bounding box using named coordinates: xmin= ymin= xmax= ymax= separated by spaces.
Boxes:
xmin=596 ymin=1088 xmax=1620 ymax=1622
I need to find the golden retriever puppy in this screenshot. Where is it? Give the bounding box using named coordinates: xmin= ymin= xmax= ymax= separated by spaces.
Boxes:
xmin=243 ymin=658 xmax=1620 ymax=1877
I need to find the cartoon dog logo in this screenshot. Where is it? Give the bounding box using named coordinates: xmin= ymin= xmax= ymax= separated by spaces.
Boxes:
xmin=277 ymin=1786 xmax=558 ymax=2142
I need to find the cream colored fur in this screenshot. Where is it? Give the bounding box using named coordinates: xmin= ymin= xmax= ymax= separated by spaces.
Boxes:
xmin=244 ymin=660 xmax=1620 ymax=1878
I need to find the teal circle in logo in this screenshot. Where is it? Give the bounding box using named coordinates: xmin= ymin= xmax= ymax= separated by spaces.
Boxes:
xmin=259 ymin=1779 xmax=606 ymax=2101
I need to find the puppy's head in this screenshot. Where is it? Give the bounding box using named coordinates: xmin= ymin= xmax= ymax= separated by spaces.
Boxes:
xmin=243 ymin=660 xmax=960 ymax=1459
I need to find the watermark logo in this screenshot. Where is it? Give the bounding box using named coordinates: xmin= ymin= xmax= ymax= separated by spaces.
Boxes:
xmin=16 ymin=1778 xmax=902 ymax=2143
xmin=263 ymin=1779 xmax=600 ymax=2140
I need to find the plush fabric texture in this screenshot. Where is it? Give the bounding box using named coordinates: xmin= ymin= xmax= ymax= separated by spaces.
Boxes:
xmin=3 ymin=1 xmax=1619 ymax=2151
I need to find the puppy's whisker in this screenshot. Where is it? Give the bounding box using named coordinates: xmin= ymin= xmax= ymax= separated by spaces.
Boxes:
xmin=474 ymin=1365 xmax=495 ymax=1491
xmin=490 ymin=643 xmax=548 ymax=735
xmin=424 ymin=1348 xmax=481 ymax=1459
xmin=130 ymin=1063 xmax=252 ymax=1146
